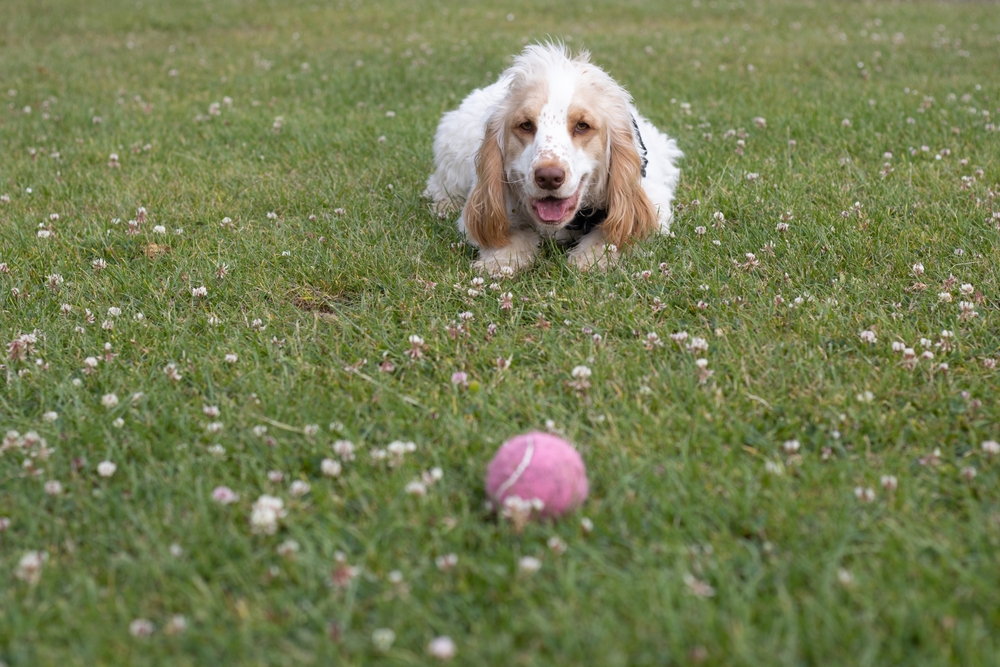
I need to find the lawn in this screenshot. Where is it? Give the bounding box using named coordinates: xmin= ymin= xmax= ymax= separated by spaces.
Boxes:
xmin=1 ymin=0 xmax=999 ymax=665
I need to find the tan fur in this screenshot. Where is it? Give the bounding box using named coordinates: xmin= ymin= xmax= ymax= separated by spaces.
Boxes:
xmin=602 ymin=116 xmax=658 ymax=249
xmin=463 ymin=120 xmax=510 ymax=249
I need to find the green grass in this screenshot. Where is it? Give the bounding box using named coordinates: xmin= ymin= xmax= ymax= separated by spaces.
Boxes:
xmin=2 ymin=0 xmax=999 ymax=664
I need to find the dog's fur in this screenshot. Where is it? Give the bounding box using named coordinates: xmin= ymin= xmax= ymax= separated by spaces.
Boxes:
xmin=425 ymin=43 xmax=682 ymax=274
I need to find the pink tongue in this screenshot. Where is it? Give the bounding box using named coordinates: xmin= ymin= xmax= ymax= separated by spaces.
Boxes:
xmin=536 ymin=198 xmax=571 ymax=222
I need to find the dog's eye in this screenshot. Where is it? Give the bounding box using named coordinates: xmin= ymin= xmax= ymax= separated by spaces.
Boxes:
xmin=519 ymin=121 xmax=534 ymax=132
xmin=575 ymin=121 xmax=590 ymax=133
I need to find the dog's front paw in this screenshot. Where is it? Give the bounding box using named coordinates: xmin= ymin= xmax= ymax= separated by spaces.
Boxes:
xmin=474 ymin=251 xmax=533 ymax=277
xmin=567 ymin=243 xmax=619 ymax=272
xmin=474 ymin=233 xmax=540 ymax=276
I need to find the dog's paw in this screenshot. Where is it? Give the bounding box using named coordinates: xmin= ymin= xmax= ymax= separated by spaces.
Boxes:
xmin=567 ymin=244 xmax=619 ymax=272
xmin=474 ymin=234 xmax=539 ymax=276
xmin=474 ymin=253 xmax=532 ymax=277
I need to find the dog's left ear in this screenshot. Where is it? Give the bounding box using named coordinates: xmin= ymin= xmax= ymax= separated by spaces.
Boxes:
xmin=602 ymin=114 xmax=657 ymax=250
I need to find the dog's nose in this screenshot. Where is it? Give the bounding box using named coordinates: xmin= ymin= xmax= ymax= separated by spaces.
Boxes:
xmin=534 ymin=166 xmax=565 ymax=190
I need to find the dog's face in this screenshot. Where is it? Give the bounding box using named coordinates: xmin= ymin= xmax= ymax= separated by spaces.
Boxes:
xmin=502 ymin=76 xmax=607 ymax=228
xmin=462 ymin=46 xmax=657 ymax=251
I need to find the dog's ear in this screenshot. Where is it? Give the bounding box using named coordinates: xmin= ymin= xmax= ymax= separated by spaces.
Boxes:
xmin=602 ymin=115 xmax=657 ymax=250
xmin=463 ymin=118 xmax=510 ymax=249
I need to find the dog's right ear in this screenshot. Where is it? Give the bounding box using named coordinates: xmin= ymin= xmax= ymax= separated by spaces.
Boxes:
xmin=463 ymin=118 xmax=510 ymax=248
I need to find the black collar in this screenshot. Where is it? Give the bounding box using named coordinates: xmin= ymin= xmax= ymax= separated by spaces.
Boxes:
xmin=565 ymin=117 xmax=647 ymax=236
xmin=632 ymin=116 xmax=648 ymax=178
xmin=565 ymin=207 xmax=607 ymax=235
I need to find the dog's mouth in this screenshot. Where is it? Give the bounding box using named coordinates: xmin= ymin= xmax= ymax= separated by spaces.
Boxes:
xmin=530 ymin=188 xmax=581 ymax=225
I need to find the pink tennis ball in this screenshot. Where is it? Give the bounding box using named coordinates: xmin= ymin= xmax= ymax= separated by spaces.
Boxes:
xmin=486 ymin=432 xmax=589 ymax=518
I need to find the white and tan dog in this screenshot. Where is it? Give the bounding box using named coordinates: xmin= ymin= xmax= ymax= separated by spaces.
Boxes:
xmin=425 ymin=43 xmax=682 ymax=274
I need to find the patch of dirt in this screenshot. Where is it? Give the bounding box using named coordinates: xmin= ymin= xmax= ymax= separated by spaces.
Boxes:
xmin=289 ymin=284 xmax=354 ymax=318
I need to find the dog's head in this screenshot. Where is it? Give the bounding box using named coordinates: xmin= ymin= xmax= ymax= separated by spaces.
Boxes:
xmin=463 ymin=43 xmax=657 ymax=250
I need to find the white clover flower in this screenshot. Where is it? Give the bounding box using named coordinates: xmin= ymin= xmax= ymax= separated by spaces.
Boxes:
xmin=571 ymin=365 xmax=592 ymax=380
xmin=405 ymin=480 xmax=427 ymax=496
xmin=289 ymin=480 xmax=310 ymax=497
xmin=129 ymin=619 xmax=155 ymax=637
xmin=518 ymin=556 xmax=542 ymax=574
xmin=15 ymin=550 xmax=48 ymax=584
xmin=250 ymin=495 xmax=286 ymax=534
xmin=859 ymin=330 xmax=877 ymax=344
xmin=435 ymin=553 xmax=458 ymax=571
xmin=547 ymin=536 xmax=568 ymax=554
xmin=427 ymin=636 xmax=456 ymax=660
xmin=372 ymin=628 xmax=396 ymax=652
xmin=880 ymin=475 xmax=898 ymax=491
xmin=97 ymin=461 xmax=117 ymax=478
xmin=276 ymin=539 xmax=300 ymax=557
xmin=854 ymin=487 xmax=876 ymax=502
xmin=165 ymin=614 xmax=187 ymax=635
xmin=212 ymin=486 xmax=239 ymax=504
xmin=688 ymin=337 xmax=709 ymax=353
xmin=321 ymin=458 xmax=342 ymax=477
xmin=101 ymin=393 xmax=119 ymax=409
xmin=782 ymin=439 xmax=800 ymax=454
xmin=982 ymin=441 xmax=1000 ymax=456
xmin=333 ymin=440 xmax=355 ymax=461
xmin=191 ymin=286 xmax=208 ymax=298
xmin=44 ymin=480 xmax=63 ymax=495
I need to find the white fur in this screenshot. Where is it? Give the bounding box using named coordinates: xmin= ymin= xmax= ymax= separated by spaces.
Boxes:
xmin=474 ymin=228 xmax=541 ymax=275
xmin=425 ymin=43 xmax=683 ymax=273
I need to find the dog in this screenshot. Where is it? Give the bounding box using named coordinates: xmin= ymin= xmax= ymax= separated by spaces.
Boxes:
xmin=425 ymin=43 xmax=682 ymax=275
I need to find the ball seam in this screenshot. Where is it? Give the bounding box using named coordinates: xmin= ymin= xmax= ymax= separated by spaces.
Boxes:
xmin=494 ymin=436 xmax=536 ymax=500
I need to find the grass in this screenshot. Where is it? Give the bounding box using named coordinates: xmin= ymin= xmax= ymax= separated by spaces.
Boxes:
xmin=1 ymin=0 xmax=999 ymax=664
